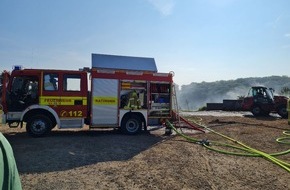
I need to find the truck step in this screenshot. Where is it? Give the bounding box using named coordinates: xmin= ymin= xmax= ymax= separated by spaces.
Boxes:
xmin=59 ymin=118 xmax=84 ymax=129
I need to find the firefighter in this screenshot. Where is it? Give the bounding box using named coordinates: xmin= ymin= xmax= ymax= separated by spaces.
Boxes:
xmin=44 ymin=75 xmax=56 ymax=91
xmin=125 ymin=90 xmax=141 ymax=109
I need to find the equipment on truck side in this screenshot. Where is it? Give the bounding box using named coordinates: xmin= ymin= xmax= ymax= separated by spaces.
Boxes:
xmin=0 ymin=54 xmax=175 ymax=137
xmin=241 ymin=86 xmax=288 ymax=118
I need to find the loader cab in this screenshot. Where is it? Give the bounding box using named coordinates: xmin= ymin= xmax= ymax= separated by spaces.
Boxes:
xmin=248 ymin=86 xmax=274 ymax=104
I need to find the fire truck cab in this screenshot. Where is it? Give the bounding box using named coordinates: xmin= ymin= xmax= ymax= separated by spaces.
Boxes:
xmin=0 ymin=54 xmax=174 ymax=137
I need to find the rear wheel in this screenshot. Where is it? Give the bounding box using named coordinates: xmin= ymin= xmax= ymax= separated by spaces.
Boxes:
xmin=278 ymin=106 xmax=288 ymax=119
xmin=26 ymin=115 xmax=52 ymax=137
xmin=121 ymin=115 xmax=142 ymax=135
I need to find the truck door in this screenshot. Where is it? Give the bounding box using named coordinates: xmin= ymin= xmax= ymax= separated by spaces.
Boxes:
xmin=40 ymin=71 xmax=88 ymax=120
xmin=4 ymin=73 xmax=39 ymax=112
xmin=91 ymin=78 xmax=118 ymax=126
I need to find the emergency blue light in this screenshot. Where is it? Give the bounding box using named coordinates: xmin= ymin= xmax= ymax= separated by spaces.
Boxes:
xmin=13 ymin=65 xmax=23 ymax=71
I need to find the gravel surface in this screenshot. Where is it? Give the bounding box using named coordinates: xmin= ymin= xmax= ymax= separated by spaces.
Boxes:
xmin=1 ymin=112 xmax=290 ymax=190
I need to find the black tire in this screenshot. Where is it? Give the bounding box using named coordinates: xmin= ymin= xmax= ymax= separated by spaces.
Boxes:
xmin=121 ymin=115 xmax=142 ymax=135
xmin=277 ymin=106 xmax=288 ymax=119
xmin=26 ymin=115 xmax=52 ymax=137
xmin=262 ymin=111 xmax=270 ymax=116
xmin=252 ymin=106 xmax=262 ymax=116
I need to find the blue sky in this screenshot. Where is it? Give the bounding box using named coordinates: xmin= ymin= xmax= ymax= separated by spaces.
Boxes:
xmin=1 ymin=0 xmax=290 ymax=85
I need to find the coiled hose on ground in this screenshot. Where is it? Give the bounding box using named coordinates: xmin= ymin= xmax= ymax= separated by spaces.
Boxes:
xmin=165 ymin=119 xmax=290 ymax=173
xmin=276 ymin=131 xmax=290 ymax=145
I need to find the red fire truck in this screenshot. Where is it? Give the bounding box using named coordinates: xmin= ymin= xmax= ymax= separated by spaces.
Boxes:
xmin=0 ymin=54 xmax=174 ymax=137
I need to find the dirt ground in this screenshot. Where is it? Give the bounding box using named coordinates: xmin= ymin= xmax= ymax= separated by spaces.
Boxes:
xmin=1 ymin=112 xmax=290 ymax=190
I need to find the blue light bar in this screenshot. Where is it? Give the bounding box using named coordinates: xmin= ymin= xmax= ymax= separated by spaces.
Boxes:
xmin=13 ymin=65 xmax=23 ymax=71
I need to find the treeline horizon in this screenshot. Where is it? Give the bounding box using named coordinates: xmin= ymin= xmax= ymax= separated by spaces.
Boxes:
xmin=176 ymin=75 xmax=290 ymax=111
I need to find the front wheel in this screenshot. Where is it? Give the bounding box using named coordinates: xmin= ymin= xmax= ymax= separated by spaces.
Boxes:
xmin=121 ymin=115 xmax=142 ymax=135
xmin=252 ymin=106 xmax=262 ymax=116
xmin=26 ymin=115 xmax=52 ymax=137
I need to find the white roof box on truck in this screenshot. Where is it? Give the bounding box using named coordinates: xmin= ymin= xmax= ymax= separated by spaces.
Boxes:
xmin=92 ymin=53 xmax=157 ymax=72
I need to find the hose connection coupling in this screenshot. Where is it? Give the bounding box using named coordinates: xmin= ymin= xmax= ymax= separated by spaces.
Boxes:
xmin=197 ymin=139 xmax=210 ymax=146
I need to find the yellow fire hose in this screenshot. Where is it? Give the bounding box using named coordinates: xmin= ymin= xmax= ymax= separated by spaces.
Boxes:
xmin=165 ymin=119 xmax=290 ymax=173
xmin=276 ymin=131 xmax=290 ymax=145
